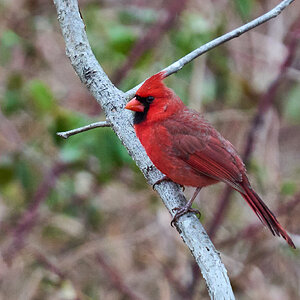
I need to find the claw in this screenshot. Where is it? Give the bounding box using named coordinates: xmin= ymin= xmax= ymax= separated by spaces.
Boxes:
xmin=153 ymin=176 xmax=185 ymax=191
xmin=152 ymin=175 xmax=171 ymax=190
xmin=170 ymin=187 xmax=202 ymax=226
xmin=170 ymin=206 xmax=201 ymax=227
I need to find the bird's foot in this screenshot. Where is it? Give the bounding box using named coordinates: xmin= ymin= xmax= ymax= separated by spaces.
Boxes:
xmin=152 ymin=176 xmax=171 ymax=190
xmin=152 ymin=176 xmax=185 ymax=191
xmin=171 ymin=205 xmax=201 ymax=227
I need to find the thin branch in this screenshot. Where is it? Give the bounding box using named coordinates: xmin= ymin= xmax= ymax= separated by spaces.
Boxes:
xmin=56 ymin=0 xmax=295 ymax=140
xmin=52 ymin=0 xmax=294 ymax=299
xmin=125 ymin=0 xmax=294 ymax=99
xmin=53 ymin=1 xmax=236 ymax=299
xmin=56 ymin=121 xmax=111 ymax=139
xmin=243 ymin=17 xmax=300 ymax=164
xmin=57 ymin=0 xmax=294 ymax=139
xmin=207 ymin=17 xmax=300 ymax=240
xmin=159 ymin=11 xmax=299 ymax=299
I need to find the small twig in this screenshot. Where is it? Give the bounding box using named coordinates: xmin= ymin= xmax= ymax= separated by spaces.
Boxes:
xmin=57 ymin=0 xmax=295 ymax=140
xmin=34 ymin=251 xmax=66 ymax=280
xmin=56 ymin=121 xmax=111 ymax=139
xmin=207 ymin=16 xmax=300 ymax=240
xmin=53 ymin=0 xmax=294 ymax=298
xmin=125 ymin=0 xmax=294 ymax=99
xmin=242 ymin=17 xmax=300 ymax=164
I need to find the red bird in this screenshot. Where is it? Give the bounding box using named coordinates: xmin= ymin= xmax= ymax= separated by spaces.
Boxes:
xmin=125 ymin=71 xmax=295 ymax=248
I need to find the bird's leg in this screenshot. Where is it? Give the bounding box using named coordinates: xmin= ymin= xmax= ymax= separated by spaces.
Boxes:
xmin=171 ymin=187 xmax=202 ymax=227
xmin=153 ymin=176 xmax=185 ymax=191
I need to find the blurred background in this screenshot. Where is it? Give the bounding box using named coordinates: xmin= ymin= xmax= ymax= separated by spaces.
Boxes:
xmin=0 ymin=0 xmax=299 ymax=299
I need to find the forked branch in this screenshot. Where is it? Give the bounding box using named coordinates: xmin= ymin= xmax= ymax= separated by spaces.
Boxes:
xmin=53 ymin=0 xmax=294 ymax=299
xmin=57 ymin=0 xmax=294 ymax=141
xmin=125 ymin=0 xmax=294 ymax=98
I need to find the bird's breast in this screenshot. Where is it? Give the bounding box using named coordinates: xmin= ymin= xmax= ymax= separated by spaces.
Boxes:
xmin=134 ymin=122 xmax=217 ymax=187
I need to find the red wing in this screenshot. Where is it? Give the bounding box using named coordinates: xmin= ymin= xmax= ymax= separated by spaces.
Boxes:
xmin=173 ymin=133 xmax=244 ymax=191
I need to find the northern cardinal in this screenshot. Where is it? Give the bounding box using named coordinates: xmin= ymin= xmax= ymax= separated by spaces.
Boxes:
xmin=125 ymin=71 xmax=295 ymax=248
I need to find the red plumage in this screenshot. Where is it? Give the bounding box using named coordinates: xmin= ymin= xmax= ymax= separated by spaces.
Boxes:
xmin=125 ymin=71 xmax=295 ymax=248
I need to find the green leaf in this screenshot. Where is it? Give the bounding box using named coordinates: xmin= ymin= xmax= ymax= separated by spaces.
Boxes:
xmin=1 ymin=90 xmax=23 ymax=115
xmin=7 ymin=73 xmax=23 ymax=90
xmin=0 ymin=165 xmax=14 ymax=186
xmin=1 ymin=30 xmax=21 ymax=47
xmin=281 ymin=181 xmax=297 ymax=196
xmin=234 ymin=0 xmax=253 ymax=19
xmin=0 ymin=30 xmax=22 ymax=65
xmin=27 ymin=80 xmax=55 ymax=113
xmin=86 ymin=205 xmax=103 ymax=230
xmin=60 ymin=142 xmax=84 ymax=163
xmin=1 ymin=73 xmax=24 ymax=115
xmin=42 ymin=225 xmax=67 ymax=241
xmin=15 ymin=160 xmax=36 ymax=195
xmin=284 ymin=85 xmax=300 ymax=124
xmin=108 ymin=25 xmax=136 ymax=54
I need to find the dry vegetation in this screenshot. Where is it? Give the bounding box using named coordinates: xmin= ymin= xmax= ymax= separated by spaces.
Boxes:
xmin=0 ymin=0 xmax=299 ymax=299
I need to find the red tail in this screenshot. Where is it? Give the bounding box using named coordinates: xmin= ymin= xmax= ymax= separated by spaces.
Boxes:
xmin=240 ymin=178 xmax=295 ymax=248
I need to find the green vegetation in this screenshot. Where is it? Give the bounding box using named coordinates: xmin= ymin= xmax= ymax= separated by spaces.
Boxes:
xmin=0 ymin=1 xmax=298 ymax=299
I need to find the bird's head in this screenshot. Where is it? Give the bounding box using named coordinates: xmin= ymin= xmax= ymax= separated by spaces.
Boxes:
xmin=125 ymin=71 xmax=182 ymax=124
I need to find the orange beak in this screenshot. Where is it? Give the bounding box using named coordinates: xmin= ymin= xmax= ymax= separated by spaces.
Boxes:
xmin=125 ymin=98 xmax=145 ymax=112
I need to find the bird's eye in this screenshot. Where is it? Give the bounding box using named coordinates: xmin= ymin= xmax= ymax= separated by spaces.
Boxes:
xmin=146 ymin=96 xmax=154 ymax=103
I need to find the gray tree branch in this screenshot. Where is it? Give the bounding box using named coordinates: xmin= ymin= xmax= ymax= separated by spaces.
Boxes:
xmin=56 ymin=121 xmax=111 ymax=139
xmin=125 ymin=0 xmax=294 ymax=99
xmin=53 ymin=1 xmax=234 ymax=298
xmin=52 ymin=0 xmax=294 ymax=299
